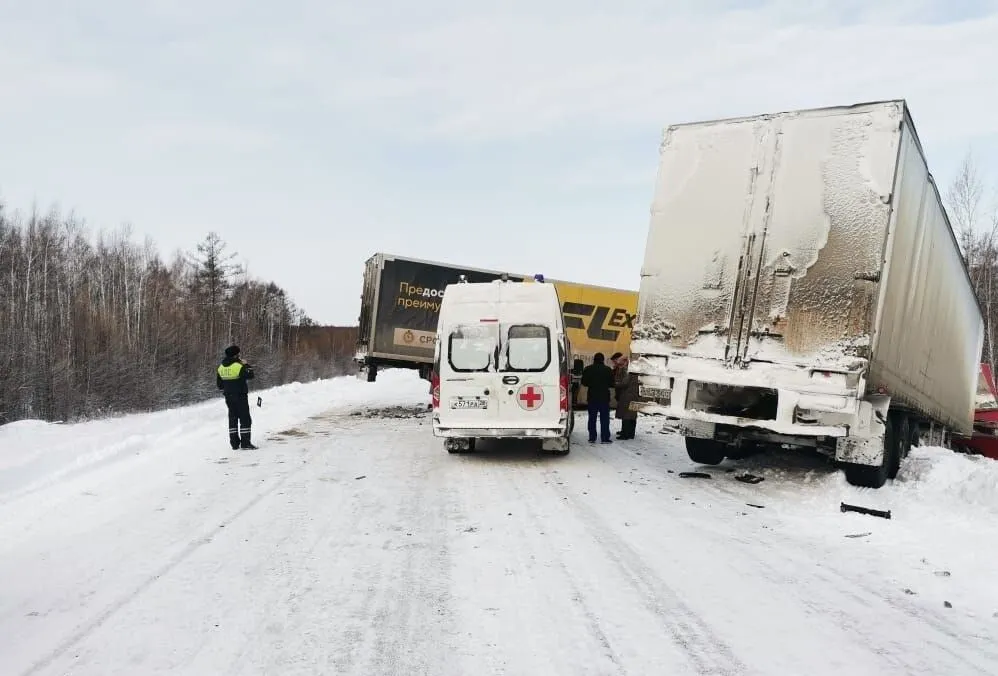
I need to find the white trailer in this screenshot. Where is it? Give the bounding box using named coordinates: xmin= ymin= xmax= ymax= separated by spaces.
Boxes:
xmin=629 ymin=100 xmax=984 ymax=488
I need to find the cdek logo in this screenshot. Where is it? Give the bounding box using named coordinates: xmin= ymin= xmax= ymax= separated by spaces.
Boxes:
xmin=562 ymin=303 xmax=636 ymax=341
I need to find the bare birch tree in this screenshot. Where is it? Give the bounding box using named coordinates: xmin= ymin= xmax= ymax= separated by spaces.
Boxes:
xmin=948 ymin=151 xmax=998 ymax=372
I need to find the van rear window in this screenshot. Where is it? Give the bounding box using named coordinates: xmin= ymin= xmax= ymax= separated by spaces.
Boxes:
xmin=448 ymin=325 xmax=496 ymax=372
xmin=505 ymin=325 xmax=551 ymax=372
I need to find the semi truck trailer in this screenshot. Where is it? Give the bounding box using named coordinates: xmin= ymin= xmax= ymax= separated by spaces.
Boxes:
xmin=628 ymin=100 xmax=985 ymax=488
xmin=355 ymin=253 xmax=637 ymax=406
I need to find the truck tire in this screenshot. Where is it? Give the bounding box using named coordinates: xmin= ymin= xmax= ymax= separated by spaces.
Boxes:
xmin=843 ymin=457 xmax=889 ymax=488
xmin=908 ymin=420 xmax=920 ymax=451
xmin=887 ymin=414 xmax=910 ymax=480
xmin=843 ymin=412 xmax=900 ymax=488
xmin=685 ymin=437 xmax=726 ymax=465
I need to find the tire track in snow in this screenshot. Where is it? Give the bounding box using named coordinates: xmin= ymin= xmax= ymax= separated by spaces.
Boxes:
xmin=364 ymin=445 xmax=459 ymax=676
xmin=537 ymin=457 xmax=748 ymax=676
xmin=258 ymin=409 xmax=459 ymax=676
xmin=20 ymin=457 xmax=308 ymax=676
xmin=503 ymin=462 xmax=626 ymax=674
xmin=219 ymin=471 xmax=343 ymax=676
xmin=447 ymin=446 xmax=632 ymax=675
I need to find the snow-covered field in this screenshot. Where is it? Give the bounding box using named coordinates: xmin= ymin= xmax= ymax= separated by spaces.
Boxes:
xmin=2 ymin=369 xmax=997 ymax=675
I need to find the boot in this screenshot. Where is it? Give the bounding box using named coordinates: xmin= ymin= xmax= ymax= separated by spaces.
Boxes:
xmin=240 ymin=430 xmax=258 ymax=450
xmin=229 ymin=428 xmax=240 ymax=450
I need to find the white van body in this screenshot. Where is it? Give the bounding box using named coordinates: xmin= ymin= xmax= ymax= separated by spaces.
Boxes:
xmin=431 ymin=279 xmax=574 ymax=454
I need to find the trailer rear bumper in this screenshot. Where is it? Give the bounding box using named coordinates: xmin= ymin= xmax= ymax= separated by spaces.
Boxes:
xmin=632 ymin=361 xmax=891 ymax=466
xmin=644 ymin=409 xmax=848 ymax=439
xmin=643 ymin=406 xmax=888 ymax=465
xmin=632 ymin=369 xmax=862 ymax=439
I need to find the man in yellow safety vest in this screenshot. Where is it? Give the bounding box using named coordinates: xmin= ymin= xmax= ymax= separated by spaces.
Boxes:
xmin=216 ymin=345 xmax=257 ymax=450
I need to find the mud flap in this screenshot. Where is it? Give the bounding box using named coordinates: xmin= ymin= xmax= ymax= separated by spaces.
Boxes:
xmin=678 ymin=419 xmax=716 ymax=440
xmin=835 ymin=396 xmax=890 ymax=466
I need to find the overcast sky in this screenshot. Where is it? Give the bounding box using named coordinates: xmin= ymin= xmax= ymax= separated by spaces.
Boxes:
xmin=2 ymin=1 xmax=997 ymax=325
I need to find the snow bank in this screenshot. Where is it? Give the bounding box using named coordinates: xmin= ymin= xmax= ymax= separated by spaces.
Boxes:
xmin=0 ymin=369 xmax=429 ymax=501
xmin=895 ymin=446 xmax=998 ymax=517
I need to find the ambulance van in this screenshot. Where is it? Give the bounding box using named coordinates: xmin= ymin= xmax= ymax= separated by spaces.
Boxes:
xmin=430 ymin=277 xmax=574 ymax=454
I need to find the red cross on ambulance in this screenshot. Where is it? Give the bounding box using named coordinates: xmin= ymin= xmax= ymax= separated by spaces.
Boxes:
xmin=517 ymin=384 xmax=544 ymax=410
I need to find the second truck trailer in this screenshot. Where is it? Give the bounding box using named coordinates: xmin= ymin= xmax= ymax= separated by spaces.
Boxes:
xmin=629 ymin=100 xmax=984 ymax=489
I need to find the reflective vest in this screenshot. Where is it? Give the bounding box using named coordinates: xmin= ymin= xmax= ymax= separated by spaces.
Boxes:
xmin=217 ymin=362 xmax=244 ymax=381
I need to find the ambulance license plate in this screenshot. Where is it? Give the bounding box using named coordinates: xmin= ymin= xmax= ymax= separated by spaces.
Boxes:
xmin=451 ymin=397 xmax=487 ymax=409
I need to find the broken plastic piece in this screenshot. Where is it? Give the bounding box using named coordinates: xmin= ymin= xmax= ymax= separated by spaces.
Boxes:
xmin=840 ymin=502 xmax=891 ymax=519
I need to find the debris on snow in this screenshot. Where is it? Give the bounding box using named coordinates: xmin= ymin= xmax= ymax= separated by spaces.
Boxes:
xmin=844 ymin=532 xmax=871 ymax=539
xmin=840 ymin=502 xmax=891 ymax=519
xmin=735 ymin=473 xmax=765 ymax=484
xmin=679 ymin=471 xmax=712 ymax=479
xmin=351 ymin=405 xmax=429 ymax=419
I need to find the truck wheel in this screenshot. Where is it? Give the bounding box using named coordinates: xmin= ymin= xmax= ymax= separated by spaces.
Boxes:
xmin=843 ymin=413 xmax=899 ymax=488
xmin=685 ymin=437 xmax=726 ymax=465
xmin=887 ymin=415 xmax=910 ymax=480
xmin=843 ymin=464 xmax=885 ymax=488
xmin=908 ymin=421 xmax=920 ymax=451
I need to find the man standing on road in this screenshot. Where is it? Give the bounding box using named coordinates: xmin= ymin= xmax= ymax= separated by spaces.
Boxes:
xmin=611 ymin=352 xmax=627 ymax=408
xmin=612 ymin=352 xmax=638 ymax=440
xmin=216 ymin=345 xmax=258 ymax=450
xmin=581 ymin=352 xmax=614 ymax=444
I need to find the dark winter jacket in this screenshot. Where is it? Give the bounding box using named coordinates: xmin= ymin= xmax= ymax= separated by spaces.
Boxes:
xmin=581 ymin=362 xmax=615 ymax=404
xmin=217 ymin=357 xmax=255 ymax=396
xmin=615 ymin=372 xmax=640 ymax=420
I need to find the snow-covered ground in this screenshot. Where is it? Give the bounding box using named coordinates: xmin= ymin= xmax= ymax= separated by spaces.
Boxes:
xmin=2 ymin=369 xmax=997 ymax=675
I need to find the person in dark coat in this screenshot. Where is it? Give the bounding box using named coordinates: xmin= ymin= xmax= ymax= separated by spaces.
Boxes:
xmin=615 ymin=370 xmax=640 ymax=440
xmin=612 ymin=352 xmax=638 ymax=439
xmin=611 ymin=352 xmax=626 ymax=406
xmin=581 ymin=352 xmax=614 ymax=443
xmin=216 ymin=345 xmax=257 ymax=450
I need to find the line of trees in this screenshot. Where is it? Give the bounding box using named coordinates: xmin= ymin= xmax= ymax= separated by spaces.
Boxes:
xmin=2 ymin=152 xmax=993 ymax=425
xmin=0 ymin=200 xmax=356 ymax=424
xmin=947 ymin=152 xmax=998 ymax=374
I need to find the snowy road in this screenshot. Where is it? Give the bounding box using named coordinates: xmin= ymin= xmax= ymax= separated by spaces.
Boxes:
xmin=2 ymin=371 xmax=997 ymax=675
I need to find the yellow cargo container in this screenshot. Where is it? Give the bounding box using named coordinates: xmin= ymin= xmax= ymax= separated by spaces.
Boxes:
xmin=356 ymin=253 xmax=638 ymax=409
xmin=528 ymin=278 xmax=639 ymax=407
